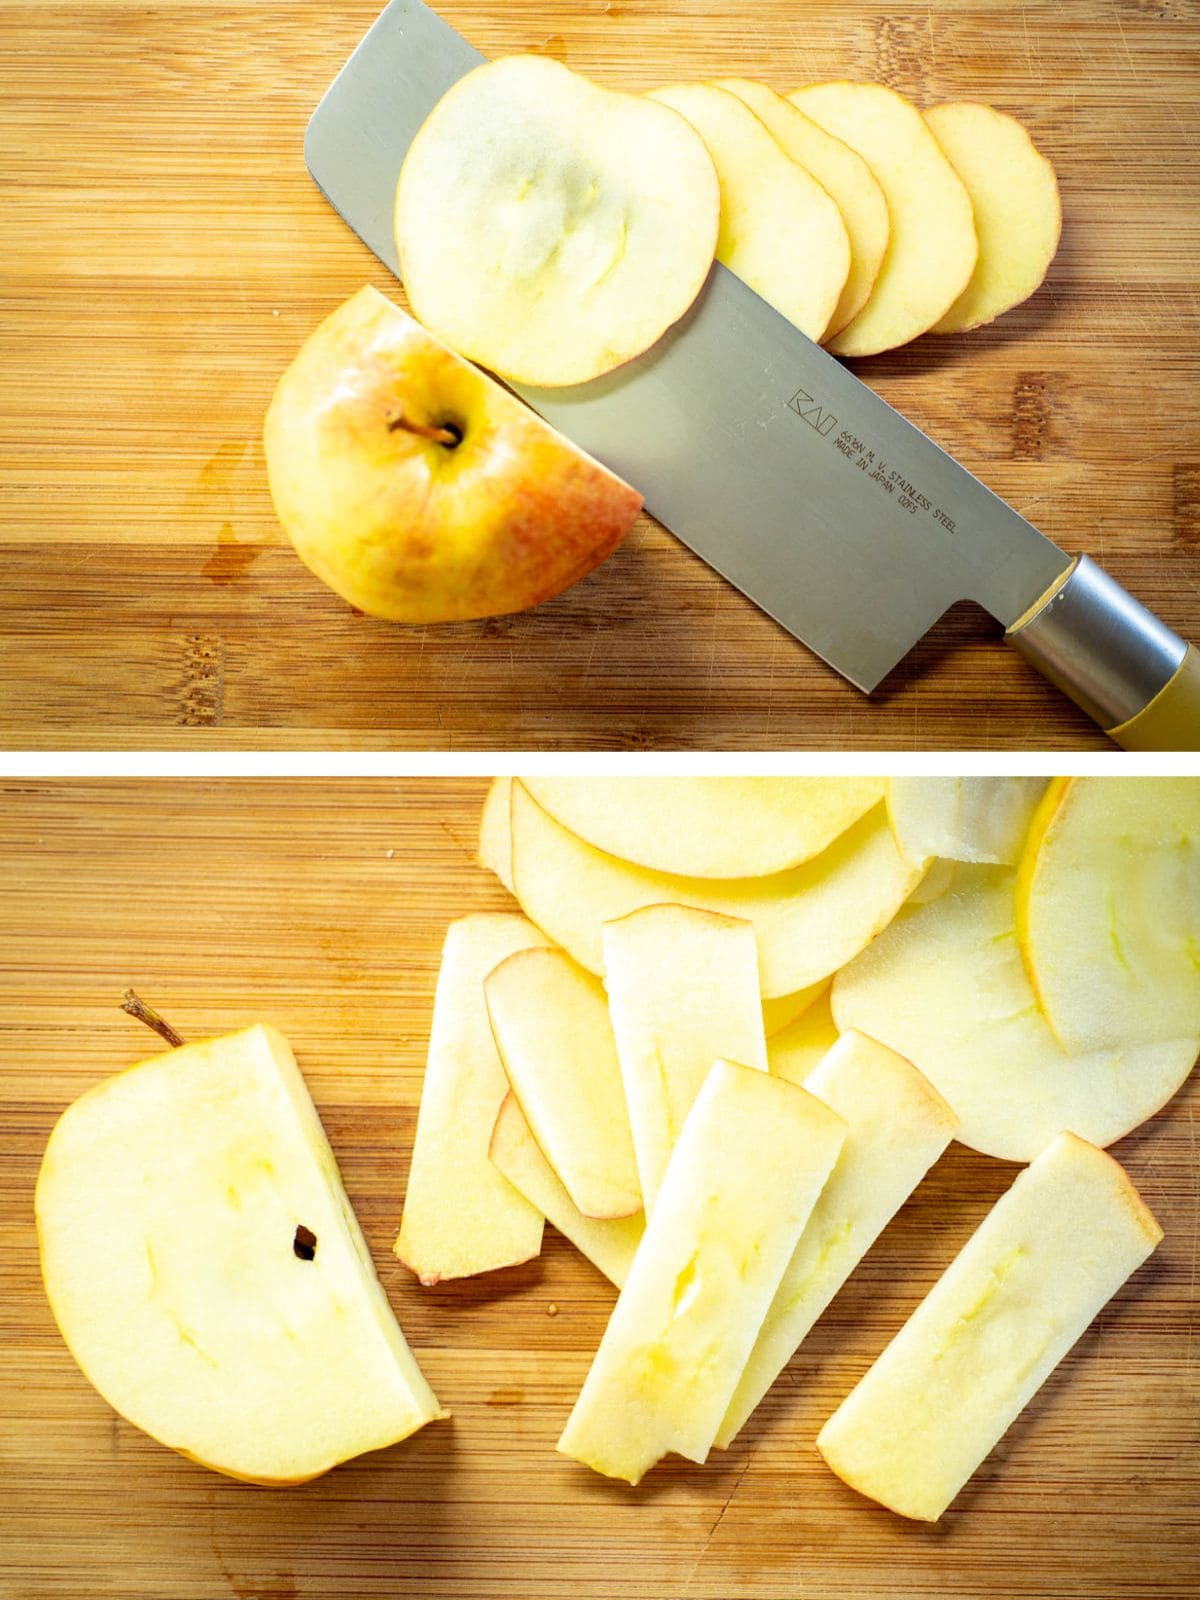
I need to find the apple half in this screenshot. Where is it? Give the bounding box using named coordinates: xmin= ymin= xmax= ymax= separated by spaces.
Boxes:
xmin=36 ymin=1024 xmax=445 ymax=1484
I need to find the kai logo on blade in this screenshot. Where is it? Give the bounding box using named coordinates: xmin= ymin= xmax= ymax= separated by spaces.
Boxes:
xmin=787 ymin=387 xmax=838 ymax=437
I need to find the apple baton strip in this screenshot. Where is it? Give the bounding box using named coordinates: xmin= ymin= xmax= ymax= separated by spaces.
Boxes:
xmin=817 ymin=1131 xmax=1163 ymax=1521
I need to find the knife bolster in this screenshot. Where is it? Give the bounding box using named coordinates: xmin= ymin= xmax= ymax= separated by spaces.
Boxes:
xmin=1006 ymin=554 xmax=1188 ymax=732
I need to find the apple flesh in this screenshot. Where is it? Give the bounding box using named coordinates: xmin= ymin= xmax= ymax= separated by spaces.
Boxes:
xmin=887 ymin=777 xmax=1049 ymax=866
xmin=264 ymin=286 xmax=642 ymax=623
xmin=767 ymin=987 xmax=839 ymax=1085
xmin=36 ymin=1024 xmax=445 ymax=1484
xmin=817 ymin=1132 xmax=1162 ymax=1521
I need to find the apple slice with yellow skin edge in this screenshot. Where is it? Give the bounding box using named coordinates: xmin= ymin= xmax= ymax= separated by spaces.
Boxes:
xmin=490 ymin=1092 xmax=644 ymax=1289
xmin=602 ymin=904 xmax=768 ymax=1214
xmin=716 ymin=78 xmax=889 ymax=336
xmin=1015 ymin=776 xmax=1200 ymax=1053
xmin=36 ymin=1024 xmax=445 ymax=1485
xmin=521 ymin=775 xmax=885 ymax=879
xmin=788 ymin=82 xmax=977 ymax=357
xmin=767 ymin=986 xmax=839 ymax=1085
xmin=557 ymin=1060 xmax=845 ymax=1484
xmin=925 ymin=102 xmax=1061 ymax=334
xmin=888 ymin=776 xmax=1049 ymax=866
xmin=479 ymin=776 xmax=515 ymax=892
xmin=832 ymin=863 xmax=1200 ymax=1161
xmin=508 ymin=781 xmax=926 ymax=999
xmin=647 ymin=83 xmax=850 ymax=343
xmin=717 ymin=1031 xmax=956 ymax=1447
xmin=817 ymin=1131 xmax=1162 ymax=1522
xmin=485 ymin=947 xmax=642 ymax=1221
xmin=762 ymin=978 xmax=827 ymax=1038
xmin=396 ymin=55 xmax=720 ymax=386
xmin=394 ymin=914 xmax=549 ymax=1285
xmin=264 ymin=286 xmax=642 ymax=623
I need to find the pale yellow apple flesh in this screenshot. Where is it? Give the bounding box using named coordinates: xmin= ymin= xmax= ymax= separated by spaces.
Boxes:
xmin=817 ymin=1132 xmax=1162 ymax=1521
xmin=925 ymin=102 xmax=1061 ymax=333
xmin=646 ymin=83 xmax=850 ymax=342
xmin=717 ymin=1031 xmax=957 ymax=1447
xmin=888 ymin=777 xmax=1049 ymax=865
xmin=521 ymin=775 xmax=886 ymax=878
xmin=396 ymin=55 xmax=720 ymax=386
xmin=767 ymin=988 xmax=840 ymax=1085
xmin=36 ymin=1025 xmax=445 ymax=1485
xmin=762 ymin=980 xmax=828 ymax=1038
xmin=265 ymin=286 xmax=641 ymax=622
xmin=832 ymin=864 xmax=1200 ymax=1161
xmin=716 ymin=79 xmax=889 ymax=336
xmin=602 ymin=904 xmax=768 ymax=1213
xmin=394 ymin=914 xmax=548 ymax=1285
xmin=557 ymin=1061 xmax=845 ymax=1484
xmin=485 ymin=947 xmax=642 ymax=1220
xmin=906 ymin=856 xmax=958 ymax=905
xmin=478 ymin=776 xmax=515 ymax=892
xmin=507 ymin=782 xmax=926 ymax=998
xmin=490 ymin=1092 xmax=644 ymax=1288
xmin=1015 ymin=777 xmax=1200 ymax=1053
xmin=789 ymin=82 xmax=978 ymax=357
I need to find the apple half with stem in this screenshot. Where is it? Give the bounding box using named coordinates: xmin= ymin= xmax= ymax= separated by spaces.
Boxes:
xmin=264 ymin=286 xmax=642 ymax=623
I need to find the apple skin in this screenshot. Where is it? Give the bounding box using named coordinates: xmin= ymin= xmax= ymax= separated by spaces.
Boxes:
xmin=264 ymin=286 xmax=643 ymax=623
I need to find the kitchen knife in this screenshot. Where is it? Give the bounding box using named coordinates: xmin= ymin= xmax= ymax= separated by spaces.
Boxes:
xmin=304 ymin=0 xmax=1200 ymax=750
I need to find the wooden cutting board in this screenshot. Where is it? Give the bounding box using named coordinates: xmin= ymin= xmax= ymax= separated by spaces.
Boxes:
xmin=2 ymin=2 xmax=1199 ymax=750
xmin=2 ymin=778 xmax=1197 ymax=1599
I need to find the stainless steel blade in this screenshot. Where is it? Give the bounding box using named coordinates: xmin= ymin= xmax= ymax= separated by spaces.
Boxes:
xmin=305 ymin=0 xmax=1072 ymax=692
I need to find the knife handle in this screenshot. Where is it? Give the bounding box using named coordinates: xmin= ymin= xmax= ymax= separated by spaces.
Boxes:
xmin=1006 ymin=555 xmax=1200 ymax=751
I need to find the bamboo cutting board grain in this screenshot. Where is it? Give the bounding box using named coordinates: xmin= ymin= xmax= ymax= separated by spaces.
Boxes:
xmin=2 ymin=779 xmax=1198 ymax=1598
xmin=1 ymin=2 xmax=1199 ymax=749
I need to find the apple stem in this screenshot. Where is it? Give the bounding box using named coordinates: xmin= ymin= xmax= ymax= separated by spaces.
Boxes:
xmin=386 ymin=408 xmax=461 ymax=448
xmin=121 ymin=989 xmax=185 ymax=1049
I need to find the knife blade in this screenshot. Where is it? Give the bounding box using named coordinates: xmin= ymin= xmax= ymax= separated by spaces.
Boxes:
xmin=304 ymin=0 xmax=1199 ymax=747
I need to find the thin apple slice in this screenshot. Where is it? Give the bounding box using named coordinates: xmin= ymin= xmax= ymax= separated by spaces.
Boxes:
xmin=762 ymin=979 xmax=828 ymax=1038
xmin=485 ymin=947 xmax=641 ymax=1220
xmin=396 ymin=56 xmax=720 ymax=386
xmin=479 ymin=776 xmax=515 ymax=892
xmin=925 ymin=103 xmax=1061 ymax=333
xmin=788 ymin=82 xmax=977 ymax=357
xmin=767 ymin=987 xmax=839 ymax=1085
xmin=716 ymin=79 xmax=889 ymax=336
xmin=817 ymin=1132 xmax=1162 ymax=1521
xmin=1015 ymin=777 xmax=1200 ymax=1053
xmin=490 ymin=1092 xmax=644 ymax=1288
xmin=509 ymin=782 xmax=925 ymax=998
xmin=832 ymin=864 xmax=1200 ymax=1161
xmin=888 ymin=777 xmax=1049 ymax=866
xmin=36 ymin=1025 xmax=445 ymax=1484
xmin=602 ymin=904 xmax=768 ymax=1213
xmin=558 ymin=1061 xmax=845 ymax=1484
xmin=647 ymin=82 xmax=850 ymax=342
xmin=907 ymin=856 xmax=958 ymax=905
xmin=521 ymin=776 xmax=885 ymax=878
xmin=395 ymin=914 xmax=548 ymax=1284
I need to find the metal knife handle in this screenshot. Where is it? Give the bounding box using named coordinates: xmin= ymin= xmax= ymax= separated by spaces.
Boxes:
xmin=1006 ymin=555 xmax=1200 ymax=750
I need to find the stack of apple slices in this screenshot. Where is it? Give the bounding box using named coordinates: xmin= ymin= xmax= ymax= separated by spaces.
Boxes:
xmin=397 ymin=775 xmax=1198 ymax=1515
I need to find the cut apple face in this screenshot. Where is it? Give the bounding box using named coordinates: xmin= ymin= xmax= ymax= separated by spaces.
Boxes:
xmin=832 ymin=864 xmax=1200 ymax=1162
xmin=717 ymin=1031 xmax=957 ymax=1448
xmin=925 ymin=102 xmax=1061 ymax=334
xmin=485 ymin=947 xmax=642 ymax=1220
xmin=557 ymin=1061 xmax=845 ymax=1484
xmin=490 ymin=1093 xmax=644 ymax=1289
xmin=478 ymin=777 xmax=515 ymax=893
xmin=887 ymin=776 xmax=1049 ymax=866
xmin=716 ymin=79 xmax=889 ymax=337
xmin=647 ymin=82 xmax=850 ymax=342
xmin=394 ymin=914 xmax=549 ymax=1285
xmin=789 ymin=82 xmax=977 ymax=357
xmin=906 ymin=856 xmax=958 ymax=905
xmin=395 ymin=55 xmax=720 ymax=386
xmin=767 ymin=987 xmax=840 ymax=1085
xmin=817 ymin=1132 xmax=1162 ymax=1521
xmin=508 ymin=782 xmax=925 ymax=998
xmin=1015 ymin=777 xmax=1200 ymax=1053
xmin=36 ymin=1025 xmax=445 ymax=1485
xmin=602 ymin=904 xmax=768 ymax=1213
xmin=522 ymin=775 xmax=885 ymax=879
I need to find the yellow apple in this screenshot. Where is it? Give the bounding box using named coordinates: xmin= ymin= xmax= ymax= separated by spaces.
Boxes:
xmin=887 ymin=776 xmax=1049 ymax=865
xmin=264 ymin=286 xmax=642 ymax=623
xmin=394 ymin=914 xmax=549 ymax=1285
xmin=817 ymin=1132 xmax=1162 ymax=1521
xmin=557 ymin=1061 xmax=845 ymax=1483
xmin=36 ymin=1025 xmax=445 ymax=1484
xmin=396 ymin=55 xmax=720 ymax=386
